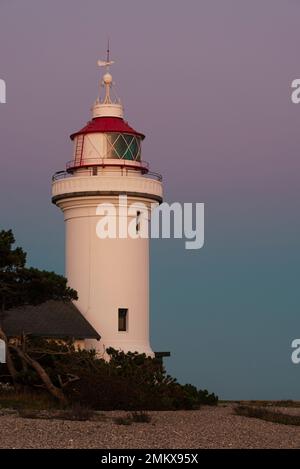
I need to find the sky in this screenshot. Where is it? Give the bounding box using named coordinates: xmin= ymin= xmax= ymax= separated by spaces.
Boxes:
xmin=0 ymin=0 xmax=300 ymax=399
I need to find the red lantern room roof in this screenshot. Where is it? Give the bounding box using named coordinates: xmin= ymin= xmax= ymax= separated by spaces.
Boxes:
xmin=70 ymin=117 xmax=145 ymax=141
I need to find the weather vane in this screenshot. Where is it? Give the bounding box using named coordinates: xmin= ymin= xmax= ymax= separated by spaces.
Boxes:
xmin=97 ymin=39 xmax=114 ymax=69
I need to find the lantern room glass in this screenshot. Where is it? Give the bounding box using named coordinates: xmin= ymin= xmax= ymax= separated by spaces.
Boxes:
xmin=106 ymin=133 xmax=141 ymax=160
xmin=73 ymin=132 xmax=142 ymax=167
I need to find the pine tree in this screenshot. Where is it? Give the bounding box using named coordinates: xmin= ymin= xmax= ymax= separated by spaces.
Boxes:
xmin=0 ymin=229 xmax=77 ymax=312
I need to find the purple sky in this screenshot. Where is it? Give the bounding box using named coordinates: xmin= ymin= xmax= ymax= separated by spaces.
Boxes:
xmin=1 ymin=0 xmax=300 ymax=399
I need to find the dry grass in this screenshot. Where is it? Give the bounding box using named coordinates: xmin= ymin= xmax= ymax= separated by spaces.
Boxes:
xmin=0 ymin=390 xmax=57 ymax=411
xmin=18 ymin=403 xmax=98 ymax=422
xmin=0 ymin=391 xmax=103 ymax=422
xmin=223 ymin=399 xmax=300 ymax=408
xmin=235 ymin=405 xmax=300 ymax=426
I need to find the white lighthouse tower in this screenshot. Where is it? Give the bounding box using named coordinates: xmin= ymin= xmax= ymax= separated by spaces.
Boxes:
xmin=52 ymin=53 xmax=163 ymax=357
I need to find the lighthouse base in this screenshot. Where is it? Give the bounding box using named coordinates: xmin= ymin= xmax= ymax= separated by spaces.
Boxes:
xmin=84 ymin=338 xmax=155 ymax=359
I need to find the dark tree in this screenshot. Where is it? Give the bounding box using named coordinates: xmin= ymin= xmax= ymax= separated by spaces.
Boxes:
xmin=0 ymin=229 xmax=77 ymax=311
xmin=0 ymin=229 xmax=77 ymax=395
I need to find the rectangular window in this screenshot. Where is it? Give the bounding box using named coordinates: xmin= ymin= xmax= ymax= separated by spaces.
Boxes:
xmin=136 ymin=210 xmax=141 ymax=233
xmin=92 ymin=167 xmax=98 ymax=176
xmin=118 ymin=308 xmax=128 ymax=331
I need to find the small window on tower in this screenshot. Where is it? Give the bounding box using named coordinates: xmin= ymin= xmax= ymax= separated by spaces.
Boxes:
xmin=118 ymin=308 xmax=128 ymax=332
xmin=136 ymin=211 xmax=141 ymax=233
xmin=92 ymin=167 xmax=98 ymax=176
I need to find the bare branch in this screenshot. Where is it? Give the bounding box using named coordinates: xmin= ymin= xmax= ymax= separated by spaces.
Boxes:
xmin=10 ymin=345 xmax=67 ymax=404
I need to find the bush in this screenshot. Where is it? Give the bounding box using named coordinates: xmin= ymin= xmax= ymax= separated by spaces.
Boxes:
xmin=114 ymin=411 xmax=151 ymax=425
xmin=130 ymin=411 xmax=152 ymax=423
xmin=61 ymin=349 xmax=218 ymax=410
xmin=114 ymin=416 xmax=132 ymax=426
xmin=0 ymin=339 xmax=218 ymax=411
xmin=198 ymin=388 xmax=218 ymax=405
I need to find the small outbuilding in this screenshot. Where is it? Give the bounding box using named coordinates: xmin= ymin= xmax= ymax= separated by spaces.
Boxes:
xmin=0 ymin=300 xmax=100 ymax=348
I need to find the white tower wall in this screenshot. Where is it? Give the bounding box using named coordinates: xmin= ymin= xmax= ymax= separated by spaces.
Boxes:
xmin=52 ymin=173 xmax=162 ymax=357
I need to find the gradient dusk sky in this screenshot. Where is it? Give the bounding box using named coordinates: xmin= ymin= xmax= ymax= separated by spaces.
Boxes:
xmin=1 ymin=0 xmax=300 ymax=399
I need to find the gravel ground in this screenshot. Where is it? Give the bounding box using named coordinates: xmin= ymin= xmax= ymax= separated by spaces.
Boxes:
xmin=0 ymin=405 xmax=300 ymax=449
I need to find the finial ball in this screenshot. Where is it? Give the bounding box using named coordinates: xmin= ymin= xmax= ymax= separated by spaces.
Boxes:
xmin=103 ymin=72 xmax=113 ymax=85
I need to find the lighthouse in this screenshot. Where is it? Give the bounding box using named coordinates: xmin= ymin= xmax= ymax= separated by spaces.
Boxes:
xmin=52 ymin=53 xmax=163 ymax=357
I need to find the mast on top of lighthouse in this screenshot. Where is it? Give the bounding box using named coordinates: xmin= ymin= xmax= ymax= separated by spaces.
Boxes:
xmin=93 ymin=43 xmax=123 ymax=119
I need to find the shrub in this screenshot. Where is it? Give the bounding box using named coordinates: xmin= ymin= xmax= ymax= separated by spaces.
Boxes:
xmin=130 ymin=411 xmax=152 ymax=423
xmin=0 ymin=339 xmax=218 ymax=411
xmin=114 ymin=416 xmax=132 ymax=426
xmin=198 ymin=388 xmax=218 ymax=405
xmin=114 ymin=412 xmax=151 ymax=425
xmin=60 ymin=350 xmax=218 ymax=410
